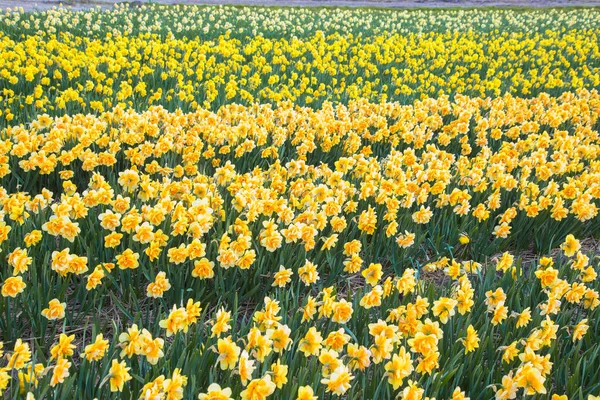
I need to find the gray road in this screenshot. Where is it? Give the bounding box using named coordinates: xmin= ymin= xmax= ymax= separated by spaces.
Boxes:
xmin=3 ymin=0 xmax=600 ymax=12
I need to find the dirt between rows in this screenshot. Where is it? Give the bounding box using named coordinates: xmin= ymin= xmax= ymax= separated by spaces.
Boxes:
xmin=3 ymin=0 xmax=600 ymax=12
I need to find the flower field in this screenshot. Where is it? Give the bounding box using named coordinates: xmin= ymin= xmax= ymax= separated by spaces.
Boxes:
xmin=0 ymin=4 xmax=600 ymax=400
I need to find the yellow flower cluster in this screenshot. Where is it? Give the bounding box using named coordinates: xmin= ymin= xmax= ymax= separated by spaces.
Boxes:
xmin=1 ymin=15 xmax=599 ymax=124
xmin=2 ymin=90 xmax=598 ymax=245
xmin=0 ymin=89 xmax=598 ymax=398
xmin=0 ymin=239 xmax=597 ymax=399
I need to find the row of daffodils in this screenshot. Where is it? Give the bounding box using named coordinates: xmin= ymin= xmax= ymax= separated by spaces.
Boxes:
xmin=0 ymin=89 xmax=599 ymax=398
xmin=0 ymin=7 xmax=600 ymax=126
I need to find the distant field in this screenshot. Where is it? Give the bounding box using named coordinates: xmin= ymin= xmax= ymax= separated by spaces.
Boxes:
xmin=4 ymin=0 xmax=600 ymax=12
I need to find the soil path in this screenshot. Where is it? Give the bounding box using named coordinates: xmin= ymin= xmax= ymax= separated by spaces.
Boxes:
xmin=3 ymin=0 xmax=600 ymax=12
